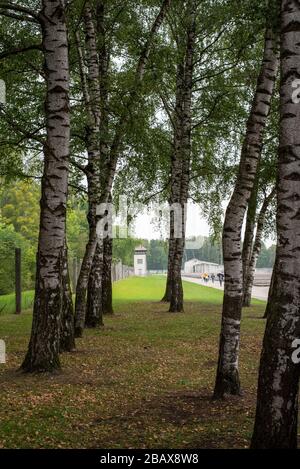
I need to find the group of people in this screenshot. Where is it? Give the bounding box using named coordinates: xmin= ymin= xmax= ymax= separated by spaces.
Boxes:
xmin=200 ymin=272 xmax=224 ymax=287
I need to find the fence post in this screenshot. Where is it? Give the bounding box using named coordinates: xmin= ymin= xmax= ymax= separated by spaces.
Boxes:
xmin=15 ymin=248 xmax=21 ymax=314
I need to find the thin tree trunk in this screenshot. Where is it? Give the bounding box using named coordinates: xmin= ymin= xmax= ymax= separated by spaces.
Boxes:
xmin=74 ymin=225 xmax=96 ymax=337
xmin=242 ymin=174 xmax=259 ymax=305
xmin=60 ymin=241 xmax=75 ymax=352
xmin=85 ymin=242 xmax=104 ymax=327
xmin=251 ymin=1 xmax=300 ymax=444
xmin=213 ymin=27 xmax=279 ymax=398
xmin=86 ymin=189 xmax=113 ymax=322
xmin=161 ymin=214 xmax=175 ymax=302
xmin=21 ymin=0 xmax=70 ymax=372
xmin=169 ymin=237 xmax=185 ymax=312
xmin=243 ymin=188 xmax=276 ymax=307
xmin=162 ymin=38 xmax=185 ymax=305
xmin=74 ymin=5 xmax=102 ymax=337
xmin=166 ymin=1 xmax=196 ymax=312
xmin=102 ymin=237 xmax=114 ymax=315
xmin=102 ymin=235 xmax=114 ymax=315
xmin=85 ymin=234 xmax=114 ymax=324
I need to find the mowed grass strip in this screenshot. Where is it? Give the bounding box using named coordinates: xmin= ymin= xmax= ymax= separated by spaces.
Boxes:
xmin=0 ymin=276 xmax=268 ymax=449
xmin=113 ymin=275 xmax=224 ymax=304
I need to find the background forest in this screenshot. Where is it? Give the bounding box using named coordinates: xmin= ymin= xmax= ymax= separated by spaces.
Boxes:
xmin=0 ymin=180 xmax=275 ymax=294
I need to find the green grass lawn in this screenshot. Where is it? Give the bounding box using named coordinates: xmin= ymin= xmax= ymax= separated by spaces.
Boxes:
xmin=0 ymin=290 xmax=34 ymax=316
xmin=0 ymin=275 xmax=264 ymax=314
xmin=114 ymin=275 xmax=225 ymax=304
xmin=0 ymin=276 xmax=273 ymax=449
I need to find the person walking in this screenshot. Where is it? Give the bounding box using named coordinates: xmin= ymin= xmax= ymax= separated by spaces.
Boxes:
xmin=217 ymin=272 xmax=224 ymax=287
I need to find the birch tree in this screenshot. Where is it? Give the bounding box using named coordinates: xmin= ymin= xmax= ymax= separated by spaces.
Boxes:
xmin=213 ymin=21 xmax=279 ymax=398
xmin=0 ymin=0 xmax=75 ymax=371
xmin=73 ymin=3 xmax=102 ymax=337
xmin=251 ymin=0 xmax=300 ymax=448
xmin=160 ymin=0 xmax=260 ymax=311
xmin=242 ymin=93 xmax=278 ymax=307
xmin=21 ymin=0 xmax=72 ymax=371
xmin=241 ymin=175 xmax=259 ymax=303
xmin=73 ymin=0 xmax=171 ymax=337
xmin=160 ymin=0 xmax=196 ymax=313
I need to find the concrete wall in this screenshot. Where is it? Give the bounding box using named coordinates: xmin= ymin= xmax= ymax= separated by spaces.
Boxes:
xmin=184 ymin=259 xmax=223 ymax=275
xmin=112 ymin=261 xmax=134 ymax=282
xmin=70 ymin=258 xmax=134 ymax=292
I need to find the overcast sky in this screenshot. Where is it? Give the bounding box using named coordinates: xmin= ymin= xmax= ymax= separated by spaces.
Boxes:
xmin=134 ymin=202 xmax=211 ymax=240
xmin=133 ymin=201 xmax=275 ymax=247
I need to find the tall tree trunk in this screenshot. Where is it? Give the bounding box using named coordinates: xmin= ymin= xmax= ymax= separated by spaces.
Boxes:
xmin=74 ymin=5 xmax=101 ymax=337
xmin=213 ymin=27 xmax=279 ymax=398
xmin=162 ymin=59 xmax=184 ymax=304
xmin=75 ymin=0 xmax=170 ymax=333
xmin=102 ymin=235 xmax=114 ymax=315
xmin=21 ymin=0 xmax=70 ymax=372
xmin=243 ymin=188 xmax=276 ymax=307
xmin=162 ymin=8 xmax=186 ymax=307
xmin=85 ymin=242 xmax=104 ymax=327
xmin=97 ymin=1 xmax=112 ymax=317
xmin=165 ymin=0 xmax=196 ymax=312
xmin=251 ymin=2 xmax=300 ymax=447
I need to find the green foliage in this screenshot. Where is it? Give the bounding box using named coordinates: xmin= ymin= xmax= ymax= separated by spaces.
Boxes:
xmin=256 ymin=243 xmax=276 ymax=269
xmin=0 ymin=180 xmax=40 ymax=244
xmin=185 ymin=236 xmax=222 ymax=265
xmin=0 ymin=222 xmax=35 ymax=295
xmin=66 ymin=197 xmax=89 ymax=261
xmin=0 ymin=180 xmax=40 ymax=294
xmin=113 ymin=237 xmax=168 ymax=270
xmin=147 ymin=239 xmax=168 ymax=270
xmin=113 ymin=237 xmax=144 ymax=266
xmin=0 ymin=181 xmax=90 ymax=294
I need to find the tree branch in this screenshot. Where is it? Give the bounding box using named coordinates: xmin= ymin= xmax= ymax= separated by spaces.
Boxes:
xmin=0 ymin=2 xmax=39 ymax=22
xmin=70 ymin=158 xmax=88 ymax=175
xmin=0 ymin=43 xmax=42 ymax=60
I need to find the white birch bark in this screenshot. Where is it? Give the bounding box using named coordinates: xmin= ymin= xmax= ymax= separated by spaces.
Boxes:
xmin=22 ymin=0 xmax=70 ymax=372
xmin=251 ymin=0 xmax=300 ymax=448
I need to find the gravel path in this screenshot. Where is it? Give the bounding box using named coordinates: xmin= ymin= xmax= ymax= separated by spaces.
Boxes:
xmin=182 ymin=276 xmax=268 ymax=301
